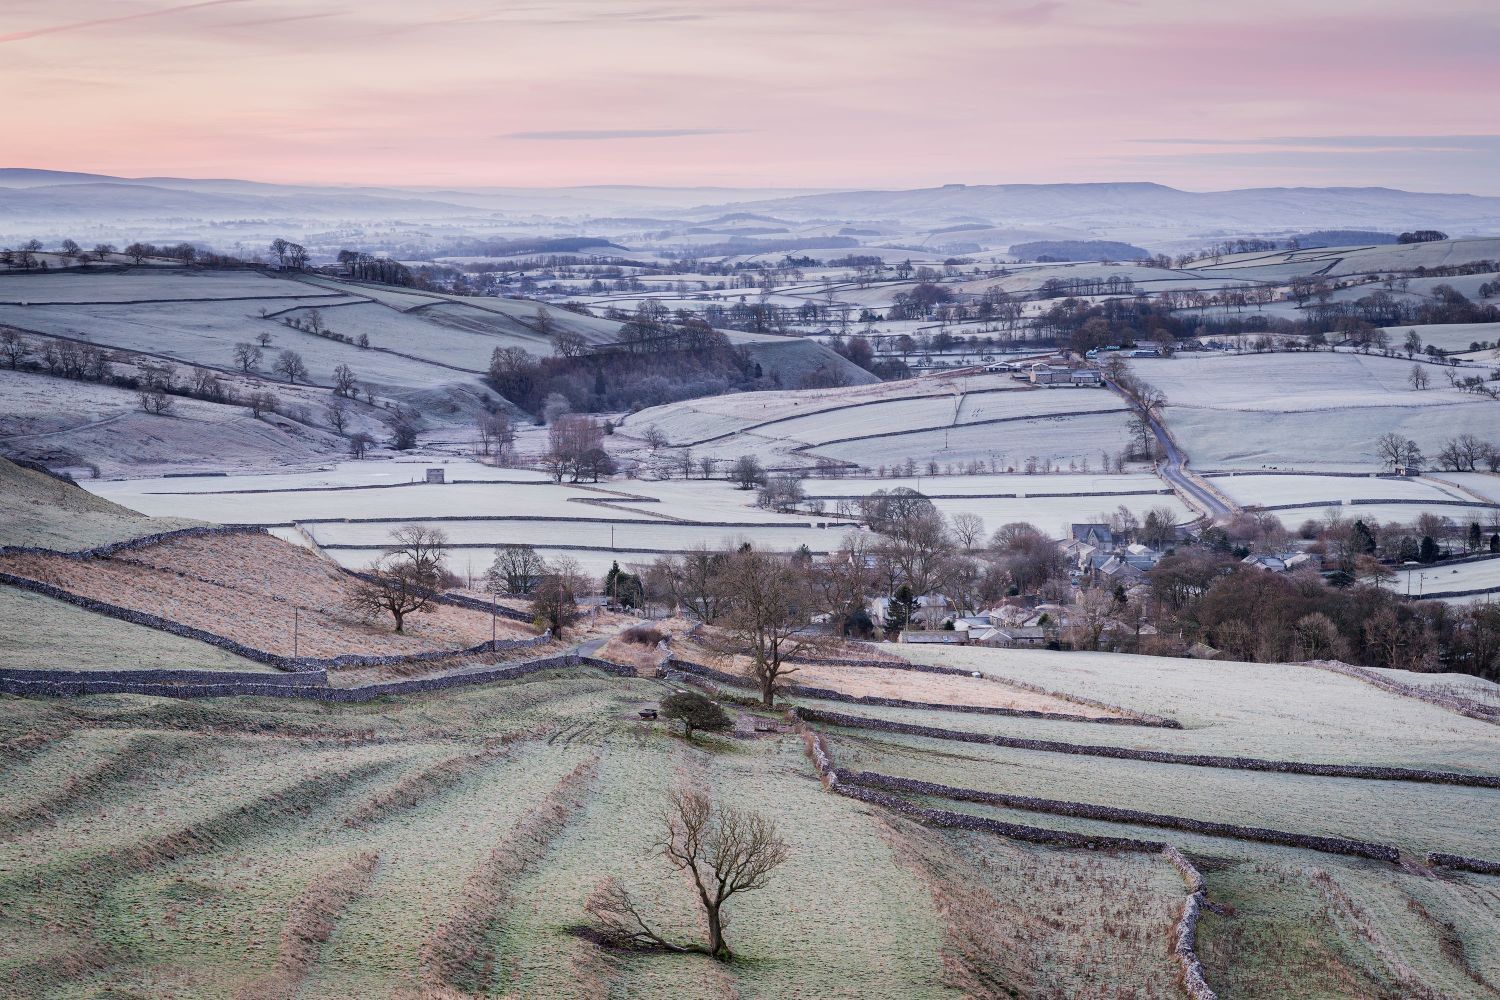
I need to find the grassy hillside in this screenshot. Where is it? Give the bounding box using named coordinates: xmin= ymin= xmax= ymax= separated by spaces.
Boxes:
xmin=0 ymin=456 xmax=201 ymax=550
xmin=0 ymin=269 xmax=875 ymax=431
xmin=0 ymin=585 xmax=269 ymax=671
xmin=0 ymin=642 xmax=1495 ymax=997
xmin=0 ymin=369 xmax=352 ymax=478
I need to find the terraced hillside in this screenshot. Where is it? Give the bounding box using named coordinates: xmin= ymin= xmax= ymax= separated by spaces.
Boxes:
xmin=2 ymin=634 xmax=1497 ymax=998
xmin=616 ymin=369 xmax=1132 ymax=471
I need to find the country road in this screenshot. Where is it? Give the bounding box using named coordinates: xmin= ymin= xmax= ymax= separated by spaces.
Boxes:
xmin=1105 ymin=378 xmax=1231 ymax=522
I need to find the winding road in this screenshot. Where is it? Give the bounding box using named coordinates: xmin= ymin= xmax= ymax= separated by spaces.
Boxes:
xmin=1105 ymin=378 xmax=1232 ymax=522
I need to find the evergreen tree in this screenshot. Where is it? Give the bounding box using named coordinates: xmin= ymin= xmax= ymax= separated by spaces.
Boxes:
xmin=885 ymin=584 xmax=917 ymax=633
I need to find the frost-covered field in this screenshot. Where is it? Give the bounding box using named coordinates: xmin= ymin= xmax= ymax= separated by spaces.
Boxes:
xmin=3 ymin=641 xmax=1496 ymax=998
xmin=1380 ymin=321 xmax=1500 ymax=353
xmin=1133 ymin=353 xmax=1500 ymax=471
xmin=92 ymin=459 xmax=548 ymax=495
xmin=813 ymin=410 xmax=1135 ymax=471
xmin=0 ymin=269 xmax=337 ymax=304
xmin=1387 ymin=557 xmax=1500 ymax=599
xmin=89 ymin=465 xmax=1183 ymax=578
xmin=802 ymin=472 xmax=1167 ymax=497
xmin=0 ymin=584 xmax=270 ymax=671
xmin=87 ymin=479 xmax=672 ymax=524
xmin=0 ymin=369 xmax=348 ymax=478
xmin=1423 ymin=471 xmax=1500 ymax=503
xmin=1133 ymin=352 xmax=1472 ymax=412
xmin=309 ymin=518 xmax=839 ymax=555
xmin=1211 ymin=473 xmax=1474 ymax=507
xmin=0 ymin=298 xmax=484 ymax=392
xmin=890 ymin=644 xmax=1500 ymax=775
xmin=620 ymin=370 xmax=1019 ymax=445
xmin=1269 ymin=502 xmax=1494 ymax=529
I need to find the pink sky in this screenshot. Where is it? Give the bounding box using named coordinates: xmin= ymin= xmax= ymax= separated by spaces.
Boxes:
xmin=4 ymin=0 xmax=1499 ymax=192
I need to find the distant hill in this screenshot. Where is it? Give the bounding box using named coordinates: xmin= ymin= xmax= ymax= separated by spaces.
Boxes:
xmin=1010 ymin=239 xmax=1150 ymax=262
xmin=703 ymin=183 xmax=1500 ymax=238
xmin=1291 ymin=230 xmax=1400 ymax=247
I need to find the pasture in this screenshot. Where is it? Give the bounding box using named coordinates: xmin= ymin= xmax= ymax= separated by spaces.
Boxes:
xmin=2 ymin=631 xmax=1497 ymax=997
xmin=1132 ymin=352 xmax=1500 ymax=471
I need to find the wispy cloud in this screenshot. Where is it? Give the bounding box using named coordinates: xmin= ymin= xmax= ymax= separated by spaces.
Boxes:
xmin=499 ymin=128 xmax=745 ymax=141
xmin=0 ymin=0 xmax=252 ymax=45
xmin=1138 ymin=135 xmax=1500 ymax=151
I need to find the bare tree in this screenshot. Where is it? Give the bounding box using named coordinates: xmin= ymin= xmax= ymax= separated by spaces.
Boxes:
xmin=137 ymin=388 xmax=174 ymax=415
xmin=247 ymin=391 xmax=278 ymax=419
xmin=476 ymin=412 xmax=515 ymax=458
xmin=718 ymin=549 xmax=817 ymax=707
xmin=730 ymin=455 xmax=764 ymax=490
xmin=584 ymin=789 xmax=788 ymax=961
xmin=485 ymin=543 xmax=547 ymax=596
xmin=272 ymin=349 xmax=309 ymax=384
xmin=949 ymin=512 xmax=985 ymax=551
xmin=233 ymin=341 xmax=262 ymax=372
xmin=642 ymin=425 xmax=668 ymax=451
xmin=325 ymin=399 xmax=349 ymax=433
xmin=549 ymin=329 xmax=587 ymax=358
xmin=347 ymin=526 xmax=449 ymax=633
xmin=348 ymin=431 xmax=375 ymax=459
xmin=331 ymin=363 xmax=359 ymax=397
xmin=1408 ymin=364 xmax=1430 ymax=391
xmin=529 ymin=556 xmax=587 ymax=638
xmin=0 ymin=329 xmax=28 ymax=369
xmin=543 ymin=414 xmax=605 ymax=483
xmin=659 ymin=789 xmax=788 ymax=959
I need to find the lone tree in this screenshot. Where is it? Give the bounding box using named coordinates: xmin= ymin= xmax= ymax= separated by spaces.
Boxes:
xmin=347 ymin=526 xmax=449 ymax=633
xmin=233 ymin=342 xmax=262 ymax=372
xmin=331 ymin=363 xmax=359 ymax=397
xmin=485 ymin=543 xmax=547 ymax=596
xmin=529 ymin=557 xmax=586 ymax=638
xmin=730 ymin=455 xmax=765 ymax=490
xmin=583 ymin=788 xmax=788 ymax=961
xmin=660 ymin=691 xmax=732 ymax=742
xmin=718 ymin=548 xmax=817 ymax=707
xmin=272 ymin=349 xmax=309 ymax=384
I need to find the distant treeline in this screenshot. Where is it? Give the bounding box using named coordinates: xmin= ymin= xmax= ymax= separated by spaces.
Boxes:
xmin=1010 ymin=240 xmax=1151 ymax=262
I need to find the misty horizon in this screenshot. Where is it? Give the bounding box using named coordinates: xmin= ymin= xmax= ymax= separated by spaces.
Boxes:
xmin=4 ymin=0 xmax=1498 ymax=193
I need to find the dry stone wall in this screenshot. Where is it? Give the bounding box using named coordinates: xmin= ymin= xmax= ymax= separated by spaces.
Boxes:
xmin=0 ymin=653 xmax=635 ymax=703
xmin=837 ymin=770 xmax=1402 ymax=863
xmin=0 ymin=524 xmax=268 ymax=560
xmin=665 ymin=657 xmax=1171 ymax=728
xmin=794 ymin=707 xmax=1500 ymax=789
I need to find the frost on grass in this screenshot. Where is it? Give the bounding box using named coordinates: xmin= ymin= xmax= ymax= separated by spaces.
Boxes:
xmin=876 ymin=815 xmax=1183 ymax=1000
xmin=421 ymin=755 xmax=601 ymax=994
xmin=236 ymin=851 xmax=380 ymax=1000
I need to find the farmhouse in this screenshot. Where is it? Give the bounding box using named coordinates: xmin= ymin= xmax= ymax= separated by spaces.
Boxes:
xmin=1027 ymin=362 xmax=1104 ymax=387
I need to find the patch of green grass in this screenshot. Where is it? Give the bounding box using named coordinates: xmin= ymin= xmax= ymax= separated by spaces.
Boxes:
xmin=0 ymin=585 xmax=269 ymax=672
